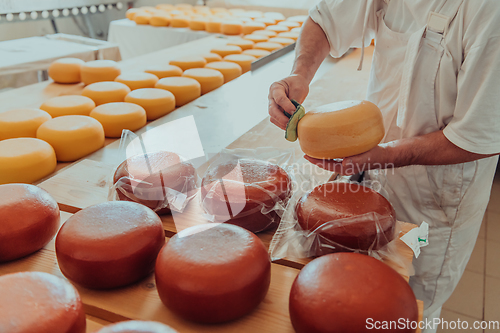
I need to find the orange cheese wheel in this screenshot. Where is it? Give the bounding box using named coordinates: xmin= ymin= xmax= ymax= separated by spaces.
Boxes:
xmin=266 ymin=24 xmax=289 ymax=33
xmin=253 ymin=42 xmax=282 ymax=52
xmin=126 ymin=8 xmax=140 ymax=20
xmin=56 ymin=201 xmax=165 ymax=289
xmin=287 ymin=15 xmax=308 ymax=25
xmin=268 ymin=37 xmax=295 ymax=46
xmin=150 ymin=14 xmax=170 ymax=26
xmin=40 ymin=95 xmax=96 ymax=117
xmin=277 ymin=31 xmax=300 ymax=40
xmin=210 ymin=45 xmax=242 ymax=57
xmin=189 ymin=18 xmax=207 ymax=30
xmin=263 ymin=12 xmax=285 ymax=22
xmin=253 ymin=29 xmax=277 ymax=37
xmin=205 ymin=20 xmax=222 ymax=33
xmin=36 ymin=115 xmax=105 ymax=162
xmin=254 ymin=17 xmax=276 ymax=26
xmin=124 ymin=88 xmax=176 ymax=121
xmin=155 ymin=77 xmax=201 ymax=107
xmin=115 ymin=72 xmax=159 ymax=90
xmin=297 ymin=100 xmax=385 ymax=159
xmin=242 ymin=22 xmax=266 ymax=34
xmin=82 ymin=81 xmax=131 ymax=106
xmin=0 ymin=272 xmax=86 ymax=333
xmin=90 ymin=102 xmax=147 ymax=137
xmin=155 ymin=224 xmax=271 ymax=323
xmin=134 ymin=11 xmax=152 ymax=24
xmin=205 ymin=61 xmax=242 ymax=83
xmin=227 ymin=38 xmax=254 ymax=50
xmin=80 ymin=60 xmax=121 ymax=85
xmin=201 ymin=52 xmax=222 ymax=63
xmin=170 ymin=16 xmax=190 ymax=27
xmin=243 ymin=34 xmax=269 ymax=43
xmin=48 ymin=58 xmax=84 ymax=84
xmin=156 ymin=4 xmax=174 ymax=10
xmin=211 ymin=7 xmax=228 ymax=13
xmin=221 ymin=20 xmax=243 ymax=35
xmin=145 ymin=64 xmax=183 ymax=79
xmin=0 ymin=108 xmax=51 ymax=140
xmin=223 ymin=54 xmax=256 ymax=73
xmin=291 ymin=27 xmax=302 ymax=33
xmin=0 ymin=184 xmax=60 ymax=261
xmin=278 ymin=20 xmax=301 ymax=29
xmin=242 ymin=49 xmax=271 ymax=58
xmin=0 ymin=138 xmax=57 ymax=185
xmin=182 ymin=68 xmax=224 ymax=94
xmin=97 ymin=321 xmax=177 ymax=333
xmin=169 ymin=56 xmax=207 ymax=71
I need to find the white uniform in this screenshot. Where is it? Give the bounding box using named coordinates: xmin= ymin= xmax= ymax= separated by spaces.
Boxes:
xmin=310 ymin=0 xmax=500 ymax=331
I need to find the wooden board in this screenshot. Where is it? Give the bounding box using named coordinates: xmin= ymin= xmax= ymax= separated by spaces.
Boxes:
xmin=86 ymin=315 xmax=110 ymax=333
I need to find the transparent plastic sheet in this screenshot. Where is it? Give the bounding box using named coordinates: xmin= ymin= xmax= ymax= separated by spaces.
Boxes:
xmin=107 ymin=130 xmax=199 ymax=214
xmin=200 ymin=147 xmax=296 ymax=233
xmin=269 ymin=178 xmax=415 ymax=276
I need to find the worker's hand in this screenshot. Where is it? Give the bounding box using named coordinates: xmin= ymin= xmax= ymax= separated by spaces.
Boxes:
xmin=268 ymin=74 xmax=309 ymax=130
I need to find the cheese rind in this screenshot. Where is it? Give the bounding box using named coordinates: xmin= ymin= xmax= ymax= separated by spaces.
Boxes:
xmin=80 ymin=60 xmax=121 ymax=85
xmin=223 ymin=54 xmax=256 ymax=73
xmin=145 ymin=64 xmax=183 ymax=78
xmin=155 ymin=77 xmax=201 ymax=106
xmin=124 ymin=88 xmax=176 ymax=120
xmin=82 ymin=81 xmax=131 ymax=106
xmin=0 ymin=138 xmax=57 ymax=185
xmin=40 ymin=95 xmax=96 ymax=117
xmin=36 ymin=115 xmax=105 ymax=162
xmin=205 ymin=61 xmax=242 ymax=83
xmin=0 ymin=108 xmax=51 ymax=140
xmin=115 ymin=72 xmax=159 ymax=90
xmin=169 ymin=56 xmax=207 ymax=71
xmin=90 ymin=102 xmax=147 ymax=137
xmin=210 ymin=45 xmax=242 ymax=57
xmin=182 ymin=68 xmax=224 ymax=94
xmin=48 ymin=58 xmax=85 ymax=83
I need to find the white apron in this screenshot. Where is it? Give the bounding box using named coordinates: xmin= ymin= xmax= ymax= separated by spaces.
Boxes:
xmin=365 ymin=0 xmax=498 ymax=331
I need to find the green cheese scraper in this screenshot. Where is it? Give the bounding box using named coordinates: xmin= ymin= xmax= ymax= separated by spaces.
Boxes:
xmin=284 ymin=99 xmax=305 ymax=142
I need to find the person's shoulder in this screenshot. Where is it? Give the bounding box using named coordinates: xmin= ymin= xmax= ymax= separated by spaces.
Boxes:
xmin=462 ymin=0 xmax=500 ymax=45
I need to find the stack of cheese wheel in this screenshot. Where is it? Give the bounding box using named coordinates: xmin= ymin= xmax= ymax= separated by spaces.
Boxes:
xmin=36 ymin=115 xmax=105 ymax=162
xmin=296 ymin=182 xmax=396 ymax=253
xmin=80 ymin=60 xmax=121 ymax=85
xmin=145 ymin=64 xmax=183 ymax=79
xmin=201 ymin=159 xmax=291 ymax=233
xmin=155 ymin=76 xmax=201 ymax=107
xmin=115 ymin=72 xmax=159 ymax=90
xmin=82 ymin=81 xmax=131 ymax=106
xmin=124 ymin=88 xmax=176 ymax=120
xmin=289 ymin=253 xmax=419 ymax=333
xmin=90 ymin=102 xmax=147 ymax=137
xmin=155 ymin=223 xmax=271 ymax=323
xmin=0 ymin=272 xmax=86 ymax=333
xmin=171 ymin=16 xmax=190 ymax=27
xmin=0 ymin=184 xmax=59 ymax=261
xmin=97 ymin=321 xmax=177 ymax=333
xmin=297 ymin=100 xmax=385 ymax=159
xmin=40 ymin=95 xmax=95 ymax=117
xmin=113 ymin=151 xmax=197 ymax=214
xmin=56 ymin=201 xmax=165 ymax=289
xmin=205 ymin=61 xmax=242 ymax=83
xmin=48 ymin=57 xmax=85 ymax=84
xmin=0 ymin=108 xmax=51 ymax=140
xmin=169 ymin=56 xmax=207 ymax=71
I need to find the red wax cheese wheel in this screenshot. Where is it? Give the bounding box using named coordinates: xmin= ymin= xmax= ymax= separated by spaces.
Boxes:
xmin=155 ymin=224 xmax=271 ymax=323
xmin=80 ymin=60 xmax=121 ymax=85
xmin=48 ymin=57 xmax=85 ymax=84
xmin=296 ymin=182 xmax=396 ymax=252
xmin=113 ymin=151 xmax=196 ymax=214
xmin=56 ymin=201 xmax=165 ymax=289
xmin=0 ymin=183 xmax=60 ymax=261
xmin=0 ymin=271 xmax=86 ymax=333
xmin=201 ymin=159 xmax=291 ymax=233
xmin=97 ymin=321 xmax=177 ymax=333
xmin=289 ymin=253 xmax=418 ymax=333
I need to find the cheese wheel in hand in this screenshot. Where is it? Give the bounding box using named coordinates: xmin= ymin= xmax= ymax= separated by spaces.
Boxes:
xmin=145 ymin=64 xmax=183 ymax=79
xmin=56 ymin=201 xmax=165 ymax=289
xmin=0 ymin=184 xmax=59 ymax=261
xmin=82 ymin=81 xmax=131 ymax=106
xmin=81 ymin=60 xmax=121 ymax=85
xmin=223 ymin=54 xmax=256 ymax=73
xmin=0 ymin=272 xmax=86 ymax=333
xmin=124 ymin=88 xmax=175 ymax=121
xmin=90 ymin=102 xmax=147 ymax=137
xmin=296 ymin=182 xmax=396 ymax=252
xmin=48 ymin=58 xmax=85 ymax=84
xmin=115 ymin=72 xmax=159 ymax=90
xmin=0 ymin=108 xmax=51 ymax=140
xmin=40 ymin=95 xmax=96 ymax=117
xmin=289 ymin=253 xmax=418 ymax=333
xmin=297 ymin=100 xmax=384 ymax=159
xmin=205 ymin=61 xmax=242 ymax=83
xmin=201 ymin=159 xmax=291 ymax=233
xmin=97 ymin=321 xmax=177 ymax=333
xmin=113 ymin=151 xmax=196 ymax=214
xmin=169 ymin=56 xmax=207 ymax=71
xmin=0 ymin=138 xmax=57 ymax=184
xmin=155 ymin=223 xmax=271 ymax=323
xmin=36 ymin=115 xmax=105 ymax=162
xmin=155 ymin=77 xmax=201 ymax=106
xmin=182 ymin=68 xmax=224 ymax=94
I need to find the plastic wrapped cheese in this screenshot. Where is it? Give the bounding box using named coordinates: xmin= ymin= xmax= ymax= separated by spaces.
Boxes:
xmin=81 ymin=81 xmax=131 ymax=106
xmin=182 ymin=68 xmax=224 ymax=94
xmin=80 ymin=60 xmax=121 ymax=85
xmin=145 ymin=64 xmax=183 ymax=79
xmin=0 ymin=108 xmax=51 ymax=140
xmin=169 ymin=56 xmax=207 ymax=71
xmin=40 ymin=95 xmax=96 ymax=117
xmin=90 ymin=102 xmax=147 ymax=137
xmin=205 ymin=61 xmax=242 ymax=83
xmin=124 ymin=88 xmax=176 ymax=120
xmin=155 ymin=76 xmax=201 ymax=106
xmin=115 ymin=72 xmax=159 ymax=90
xmin=48 ymin=58 xmax=85 ymax=84
xmin=223 ymin=54 xmax=256 ymax=73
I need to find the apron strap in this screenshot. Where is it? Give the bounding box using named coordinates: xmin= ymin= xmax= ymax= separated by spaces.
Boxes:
xmin=396 ymin=0 xmax=464 ymax=129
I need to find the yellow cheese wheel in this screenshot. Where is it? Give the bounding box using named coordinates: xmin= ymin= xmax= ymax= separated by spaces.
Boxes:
xmin=263 ymin=12 xmax=285 ymax=23
xmin=36 ymin=115 xmax=105 ymax=162
xmin=253 ymin=29 xmax=277 ymax=37
xmin=297 ymin=100 xmax=385 ymax=159
xmin=156 ymin=4 xmax=174 ymax=11
xmin=287 ymin=15 xmax=308 ymax=25
xmin=150 ymin=14 xmax=170 ymax=26
xmin=205 ymin=61 xmax=242 ymax=83
xmin=170 ymin=16 xmax=190 ymax=27
xmin=266 ymin=25 xmax=289 ymax=33
xmin=201 ymin=53 xmax=223 ymax=63
xmin=80 ymin=60 xmax=121 ymax=85
xmin=0 ymin=109 xmax=52 ymax=140
xmin=126 ymin=8 xmax=140 ymax=20
xmin=182 ymin=68 xmax=224 ymax=94
xmin=124 ymin=88 xmax=176 ymax=121
xmin=227 ymin=38 xmax=255 ymax=50
xmin=210 ymin=45 xmax=242 ymax=57
xmin=268 ymin=37 xmax=295 ymax=46
xmin=145 ymin=65 xmax=183 ymax=79
xmin=82 ymin=81 xmax=131 ymax=106
xmin=242 ymin=22 xmax=266 ymax=34
xmin=278 ymin=20 xmax=301 ymax=29
xmin=155 ymin=77 xmax=201 ymax=107
xmin=242 ymin=49 xmax=271 ymax=58
xmin=253 ymin=42 xmax=282 ymax=52
xmin=134 ymin=11 xmax=152 ymax=25
xmin=115 ymin=72 xmax=159 ymax=90
xmin=176 ymin=4 xmax=193 ymax=10
xmin=211 ymin=7 xmax=228 ymax=13
xmin=291 ymin=27 xmax=302 ymax=33
xmin=221 ymin=20 xmax=243 ymax=35
xmin=223 ymin=54 xmax=256 ymax=73
xmin=0 ymin=138 xmax=57 ymax=184
xmin=228 ymin=8 xmax=245 ymax=15
xmin=206 ymin=20 xmax=222 ymax=33
xmin=48 ymin=58 xmax=85 ymax=84
xmin=243 ymin=34 xmax=269 ymax=43
xmin=90 ymin=102 xmax=147 ymax=137
xmin=189 ymin=18 xmax=207 ymax=30
xmin=254 ymin=17 xmax=276 ymax=26
xmin=277 ymin=31 xmax=300 ymax=41
xmin=169 ymin=56 xmax=207 ymax=71
xmin=40 ymin=95 xmax=96 ymax=117
xmin=140 ymin=6 xmax=157 ymax=14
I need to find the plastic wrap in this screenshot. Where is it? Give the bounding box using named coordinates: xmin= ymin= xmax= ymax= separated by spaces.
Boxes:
xmin=200 ymin=148 xmax=295 ymax=233
xmin=108 ymin=130 xmax=198 ymax=214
